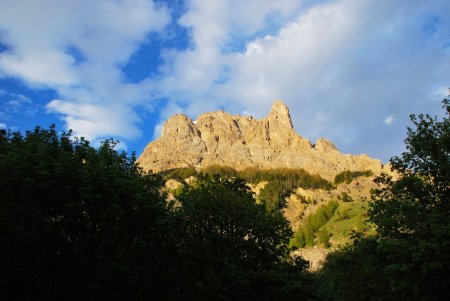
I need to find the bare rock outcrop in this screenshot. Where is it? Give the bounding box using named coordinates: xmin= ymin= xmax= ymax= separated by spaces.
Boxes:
xmin=137 ymin=100 xmax=386 ymax=181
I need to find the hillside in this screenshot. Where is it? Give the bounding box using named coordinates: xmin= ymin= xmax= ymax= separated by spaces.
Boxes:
xmin=137 ymin=101 xmax=392 ymax=267
xmin=1 ymin=99 xmax=445 ymax=300
xmin=160 ymin=166 xmax=379 ymax=270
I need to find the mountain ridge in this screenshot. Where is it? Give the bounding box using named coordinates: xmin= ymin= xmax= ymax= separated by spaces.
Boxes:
xmin=137 ymin=100 xmax=389 ymax=180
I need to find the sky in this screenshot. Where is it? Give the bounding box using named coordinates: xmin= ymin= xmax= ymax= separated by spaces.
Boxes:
xmin=0 ymin=0 xmax=449 ymax=162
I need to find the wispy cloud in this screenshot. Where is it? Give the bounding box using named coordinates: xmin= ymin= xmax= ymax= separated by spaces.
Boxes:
xmin=0 ymin=89 xmax=37 ymax=119
xmin=384 ymin=114 xmax=395 ymax=126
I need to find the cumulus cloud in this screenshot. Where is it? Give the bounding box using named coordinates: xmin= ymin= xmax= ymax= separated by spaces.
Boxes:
xmin=0 ymin=0 xmax=171 ymax=140
xmin=154 ymin=0 xmax=304 ymax=115
xmin=152 ymin=0 xmax=450 ymax=160
xmin=47 ymin=99 xmax=141 ymax=141
xmin=1 ymin=0 xmax=449 ymax=161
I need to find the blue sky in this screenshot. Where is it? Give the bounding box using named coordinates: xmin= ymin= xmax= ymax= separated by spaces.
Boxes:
xmin=0 ymin=0 xmax=449 ymax=162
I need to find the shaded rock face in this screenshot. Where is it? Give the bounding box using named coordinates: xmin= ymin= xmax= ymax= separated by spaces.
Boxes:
xmin=137 ymin=101 xmax=387 ymax=180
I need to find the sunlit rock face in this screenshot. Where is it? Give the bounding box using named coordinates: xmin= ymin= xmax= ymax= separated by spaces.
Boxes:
xmin=137 ymin=100 xmax=387 ymax=180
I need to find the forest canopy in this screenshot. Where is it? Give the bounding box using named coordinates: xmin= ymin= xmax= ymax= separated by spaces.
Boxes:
xmin=0 ymin=97 xmax=448 ymax=300
xmin=0 ymin=126 xmax=312 ymax=300
xmin=317 ymin=99 xmax=450 ymax=300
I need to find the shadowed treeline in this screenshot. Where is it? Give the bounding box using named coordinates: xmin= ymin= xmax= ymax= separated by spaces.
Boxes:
xmin=0 ymin=126 xmax=312 ymax=300
xmin=0 ymin=98 xmax=449 ymax=300
xmin=316 ymin=99 xmax=450 ymax=300
xmin=162 ymin=165 xmax=333 ymax=211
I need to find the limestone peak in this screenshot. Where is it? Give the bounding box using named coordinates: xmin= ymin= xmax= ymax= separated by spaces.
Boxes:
xmin=268 ymin=100 xmax=293 ymax=130
xmin=270 ymin=100 xmax=290 ymax=114
xmin=137 ymin=100 xmax=385 ymax=180
xmin=315 ymin=138 xmax=338 ymax=152
xmin=161 ymin=113 xmax=197 ymax=138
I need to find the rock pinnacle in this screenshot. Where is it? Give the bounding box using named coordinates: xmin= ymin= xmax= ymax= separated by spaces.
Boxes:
xmin=137 ymin=100 xmax=386 ymax=180
xmin=268 ymin=100 xmax=293 ymax=130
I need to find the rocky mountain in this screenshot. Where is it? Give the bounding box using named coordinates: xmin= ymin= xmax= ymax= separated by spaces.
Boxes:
xmin=137 ymin=100 xmax=389 ymax=180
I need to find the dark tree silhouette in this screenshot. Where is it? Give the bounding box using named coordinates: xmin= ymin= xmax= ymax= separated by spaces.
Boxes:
xmin=0 ymin=126 xmax=171 ymax=300
xmin=0 ymin=126 xmax=316 ymax=300
xmin=172 ymin=174 xmax=313 ymax=300
xmin=318 ymin=99 xmax=450 ymax=300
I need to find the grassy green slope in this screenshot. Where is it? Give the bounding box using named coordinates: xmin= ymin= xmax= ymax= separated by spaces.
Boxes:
xmin=291 ymin=200 xmax=376 ymax=250
xmin=323 ymin=201 xmax=376 ymax=248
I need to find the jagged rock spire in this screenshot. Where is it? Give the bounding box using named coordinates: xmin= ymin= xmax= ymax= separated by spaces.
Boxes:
xmin=137 ymin=100 xmax=386 ymax=180
xmin=268 ymin=100 xmax=293 ymax=129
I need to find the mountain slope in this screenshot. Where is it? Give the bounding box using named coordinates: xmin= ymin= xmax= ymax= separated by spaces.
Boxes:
xmin=138 ymin=100 xmax=389 ymax=181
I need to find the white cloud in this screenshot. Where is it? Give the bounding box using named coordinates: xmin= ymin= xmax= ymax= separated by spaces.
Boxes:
xmin=384 ymin=114 xmax=395 ymax=126
xmin=0 ymin=89 xmax=37 ymax=117
xmin=152 ymin=0 xmax=306 ymax=119
xmin=0 ymin=50 xmax=79 ymax=86
xmin=0 ymin=123 xmax=6 ymax=129
xmin=152 ymin=0 xmax=450 ymax=161
xmin=1 ymin=0 xmax=449 ymax=161
xmin=47 ymin=99 xmax=140 ymax=141
xmin=0 ymin=0 xmax=171 ymax=140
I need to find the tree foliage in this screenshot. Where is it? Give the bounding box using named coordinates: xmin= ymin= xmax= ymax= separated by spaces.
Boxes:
xmin=237 ymin=167 xmax=333 ymax=190
xmin=291 ymin=201 xmax=339 ymax=248
xmin=161 ymin=166 xmax=198 ymax=181
xmin=196 ymin=165 xmax=333 ymax=211
xmin=318 ymin=99 xmax=450 ymax=300
xmin=0 ymin=126 xmax=315 ymax=300
xmin=334 ymin=170 xmax=372 ymax=185
xmin=258 ymin=180 xmax=292 ymax=210
xmin=316 ymin=238 xmax=392 ymax=301
xmin=0 ymin=126 xmax=171 ymax=300
xmin=367 ymin=99 xmax=450 ymax=298
xmin=163 ymin=165 xmax=333 ymax=212
xmin=171 ymin=174 xmax=313 ymax=300
xmin=165 ymin=165 xmax=333 ymax=190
